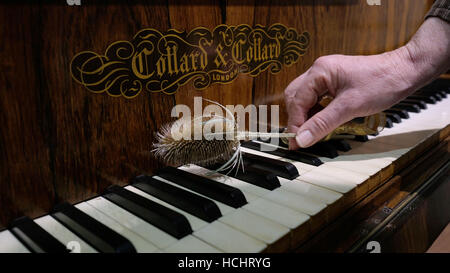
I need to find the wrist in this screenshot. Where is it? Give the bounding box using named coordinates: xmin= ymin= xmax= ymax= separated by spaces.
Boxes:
xmin=375 ymin=45 xmax=422 ymax=99
xmin=378 ymin=18 xmax=450 ymax=98
xmin=400 ymin=18 xmax=450 ymax=90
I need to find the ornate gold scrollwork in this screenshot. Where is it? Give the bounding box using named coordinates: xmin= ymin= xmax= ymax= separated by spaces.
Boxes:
xmin=70 ymin=24 xmax=310 ymax=98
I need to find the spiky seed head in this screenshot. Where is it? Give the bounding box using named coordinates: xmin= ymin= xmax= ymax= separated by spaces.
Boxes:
xmin=152 ymin=116 xmax=240 ymax=166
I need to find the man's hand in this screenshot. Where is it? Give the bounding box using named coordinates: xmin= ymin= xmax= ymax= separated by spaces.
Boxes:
xmin=285 ymin=17 xmax=450 ymax=149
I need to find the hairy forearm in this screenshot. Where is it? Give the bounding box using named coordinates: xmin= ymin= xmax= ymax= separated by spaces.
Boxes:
xmin=396 ymin=17 xmax=450 ymax=92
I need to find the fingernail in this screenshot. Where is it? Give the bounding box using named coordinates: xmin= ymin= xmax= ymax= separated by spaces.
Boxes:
xmin=296 ymin=130 xmax=314 ymax=147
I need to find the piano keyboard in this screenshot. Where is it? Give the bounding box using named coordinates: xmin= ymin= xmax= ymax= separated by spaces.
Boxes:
xmin=0 ymin=80 xmax=449 ymax=253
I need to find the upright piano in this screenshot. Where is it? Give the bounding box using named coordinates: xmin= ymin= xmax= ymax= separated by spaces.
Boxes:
xmin=0 ymin=0 xmax=449 ymax=253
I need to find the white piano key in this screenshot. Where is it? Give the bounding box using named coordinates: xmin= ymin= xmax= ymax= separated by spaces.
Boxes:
xmin=312 ymin=164 xmax=370 ymax=184
xmin=240 ymin=146 xmax=284 ymax=160
xmin=321 ymin=156 xmax=388 ymax=176
xmin=181 ymin=164 xmax=328 ymax=218
xmin=34 ymin=215 xmax=97 ymax=253
xmin=75 ymin=202 xmax=159 ymax=253
xmin=295 ymin=170 xmax=356 ymax=194
xmin=243 ymin=198 xmax=310 ymax=229
xmin=193 ymin=221 xmax=266 ymax=253
xmin=279 ymin=177 xmax=342 ymax=204
xmin=370 ymin=129 xmax=436 ymax=149
xmin=344 ymin=138 xmax=405 ymax=158
xmin=86 ymin=197 xmax=177 ymax=249
xmin=220 ymin=209 xmax=290 ymax=244
xmin=264 ymin=189 xmax=326 ymax=215
xmin=319 ymin=146 xmax=407 ymax=177
xmin=371 ymin=120 xmax=445 ymax=148
xmin=322 ymin=151 xmax=397 ymax=169
xmin=164 ymin=235 xmax=222 ymax=253
xmin=125 ymin=185 xmax=208 ymax=231
xmin=153 ymin=175 xmax=235 ymax=215
xmin=0 ymin=230 xmax=30 ymax=253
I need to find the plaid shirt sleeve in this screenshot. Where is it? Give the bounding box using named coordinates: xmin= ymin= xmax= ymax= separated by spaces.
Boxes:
xmin=426 ymin=0 xmax=450 ymax=23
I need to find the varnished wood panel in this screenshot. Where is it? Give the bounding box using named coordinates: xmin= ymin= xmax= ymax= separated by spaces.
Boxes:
xmin=0 ymin=5 xmax=55 ymax=227
xmin=0 ymin=0 xmax=433 ymax=227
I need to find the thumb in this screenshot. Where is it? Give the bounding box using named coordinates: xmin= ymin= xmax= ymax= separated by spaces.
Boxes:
xmin=295 ymin=100 xmax=351 ymax=148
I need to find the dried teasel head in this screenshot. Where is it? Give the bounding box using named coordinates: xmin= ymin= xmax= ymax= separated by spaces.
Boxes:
xmin=152 ymin=99 xmax=244 ymax=172
xmin=152 ymin=116 xmax=240 ymax=166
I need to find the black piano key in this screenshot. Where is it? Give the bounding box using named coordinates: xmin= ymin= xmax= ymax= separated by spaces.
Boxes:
xmin=242 ymin=151 xmax=299 ymax=180
xmin=438 ymin=90 xmax=447 ymax=98
xmin=241 ymin=141 xmax=323 ymax=166
xmin=355 ymin=135 xmax=369 ymax=142
xmin=328 ymin=139 xmax=351 ymax=152
xmin=408 ymin=95 xmax=436 ymax=104
xmin=418 ymin=89 xmax=447 ymax=98
xmin=302 ymin=141 xmax=339 ymax=158
xmin=402 ymin=99 xmax=427 ymax=109
xmin=132 ymin=175 xmax=222 ymax=223
xmin=206 ymin=161 xmax=281 ymax=190
xmin=395 ymin=102 xmax=421 ymax=113
xmin=433 ymin=93 xmax=443 ymax=101
xmin=9 ymin=216 xmax=68 ymax=253
xmin=385 ymin=108 xmax=410 ymax=119
xmin=385 ymin=113 xmax=401 ymax=123
xmin=157 ymin=166 xmax=247 ymax=208
xmin=257 ymin=135 xmax=338 ymax=158
xmin=340 ymin=134 xmax=369 ymax=142
xmin=52 ymin=202 xmax=136 ymax=253
xmin=415 ymin=89 xmax=443 ymax=101
xmin=103 ymin=185 xmax=192 ymax=239
xmin=385 ymin=117 xmax=393 ymax=128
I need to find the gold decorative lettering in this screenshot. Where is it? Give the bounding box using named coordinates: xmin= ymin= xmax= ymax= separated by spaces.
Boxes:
xmin=70 ymin=24 xmax=310 ymax=97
